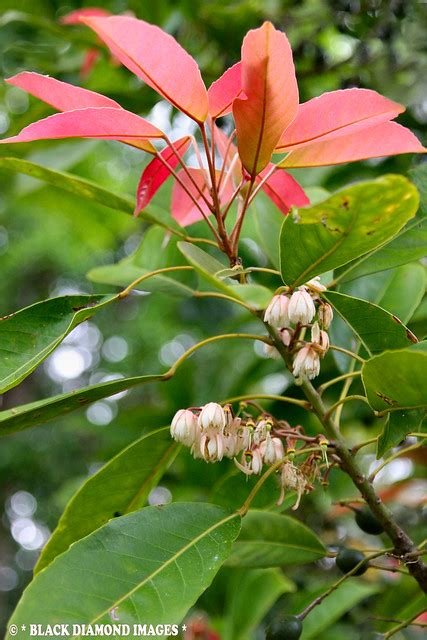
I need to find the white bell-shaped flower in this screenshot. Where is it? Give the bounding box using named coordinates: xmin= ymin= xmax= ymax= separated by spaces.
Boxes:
xmin=198 ymin=402 xmax=226 ymax=432
xmin=293 ymin=345 xmax=321 ymax=380
xmin=288 ymin=289 xmax=316 ymax=325
xmin=264 ymin=294 xmax=290 ymax=329
xmin=170 ymin=409 xmax=198 ymax=446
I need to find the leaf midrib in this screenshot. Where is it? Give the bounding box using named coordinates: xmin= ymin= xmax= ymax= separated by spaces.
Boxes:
xmin=84 ymin=511 xmax=240 ymax=628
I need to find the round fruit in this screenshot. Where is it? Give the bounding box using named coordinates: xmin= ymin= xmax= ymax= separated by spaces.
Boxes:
xmin=336 ymin=548 xmax=367 ymax=575
xmin=355 ymin=508 xmax=384 ymax=535
xmin=266 ymin=615 xmax=303 ymax=640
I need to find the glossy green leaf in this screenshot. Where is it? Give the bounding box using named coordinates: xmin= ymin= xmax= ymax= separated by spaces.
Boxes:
xmin=178 ymin=241 xmax=272 ymax=308
xmin=0 ymin=373 xmax=164 ymax=437
xmin=35 ymin=427 xmax=179 ymax=574
xmin=0 ymin=294 xmax=116 ymax=394
xmin=6 ymin=503 xmax=241 ymax=636
xmin=226 ymin=510 xmax=326 ymax=568
xmin=409 ymin=162 xmax=427 ymax=220
xmin=280 ymin=175 xmax=418 ymax=286
xmin=334 ymin=218 xmax=427 ymax=283
xmin=378 ymin=263 xmax=426 ymax=324
xmin=290 ymin=581 xmax=379 ymax=640
xmin=223 ymin=568 xmax=295 ymax=640
xmin=362 ymin=342 xmax=427 ymax=411
xmin=0 ymin=157 xmax=182 ymax=233
xmin=376 ymin=409 xmax=426 ymax=458
xmin=323 ymin=291 xmax=416 ymax=356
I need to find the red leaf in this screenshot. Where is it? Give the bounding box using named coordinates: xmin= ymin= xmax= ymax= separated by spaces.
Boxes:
xmin=258 ymin=166 xmax=309 ymax=214
xmin=208 ymin=62 xmax=243 ymax=119
xmin=134 ymin=136 xmax=191 ymax=216
xmin=233 ymin=22 xmax=298 ymax=177
xmin=278 ymin=121 xmax=426 ymax=168
xmin=5 ymin=73 xmax=156 ymax=155
xmin=0 ymin=107 xmax=163 ymax=145
xmin=172 ymin=168 xmax=233 ymax=226
xmin=6 ymin=72 xmax=120 ymax=112
xmin=81 ymin=16 xmax=209 ymax=123
xmin=276 ymin=88 xmax=405 ymax=152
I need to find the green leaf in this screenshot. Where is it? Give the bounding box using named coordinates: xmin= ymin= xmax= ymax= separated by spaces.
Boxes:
xmin=323 ymin=291 xmax=416 ymax=356
xmin=35 ymin=427 xmax=179 ymax=574
xmin=0 ymin=294 xmax=116 ymax=394
xmin=0 ymin=373 xmax=164 ymax=437
xmin=409 ymin=162 xmax=427 ymax=219
xmin=378 ymin=263 xmax=426 ymax=324
xmin=178 ymin=241 xmax=272 ymax=308
xmin=0 ymin=157 xmax=182 ymax=233
xmin=333 ymin=218 xmax=427 ymax=283
xmin=290 ymin=581 xmax=379 ymax=640
xmin=88 ymin=227 xmax=196 ymax=297
xmin=6 ymin=503 xmax=241 ymax=635
xmin=362 ymin=342 xmax=427 ymax=411
xmin=280 ymin=175 xmax=418 ymax=286
xmin=226 ymin=510 xmax=326 ymax=568
xmin=376 ymin=409 xmax=426 ymax=458
xmin=223 ymin=568 xmax=295 ymax=640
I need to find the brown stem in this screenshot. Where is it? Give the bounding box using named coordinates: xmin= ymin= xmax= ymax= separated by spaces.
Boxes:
xmin=264 ymin=320 xmax=427 ymax=593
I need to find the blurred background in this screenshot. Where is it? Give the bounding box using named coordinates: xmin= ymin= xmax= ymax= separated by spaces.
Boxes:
xmin=0 ymin=0 xmax=426 ymax=637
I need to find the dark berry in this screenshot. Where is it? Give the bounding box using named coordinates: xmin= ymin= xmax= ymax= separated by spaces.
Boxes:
xmin=266 ymin=615 xmax=302 ymax=640
xmin=355 ymin=508 xmax=384 ymax=535
xmin=336 ymin=548 xmax=367 ymax=576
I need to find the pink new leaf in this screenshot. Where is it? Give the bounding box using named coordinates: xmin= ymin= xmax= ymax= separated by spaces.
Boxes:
xmin=172 ymin=168 xmax=233 ymax=226
xmin=276 ymin=88 xmax=405 ymax=152
xmin=60 ymin=8 xmax=111 ymax=24
xmin=208 ymin=62 xmax=243 ymax=119
xmin=6 ymin=72 xmax=120 ymax=112
xmin=134 ymin=136 xmax=191 ymax=216
xmin=258 ymin=166 xmax=309 ymax=214
xmin=278 ymin=121 xmax=426 ymax=168
xmin=233 ymin=22 xmax=298 ymax=177
xmin=4 ymin=74 xmax=156 ymax=153
xmin=81 ymin=16 xmax=209 ymax=123
xmin=0 ymin=107 xmax=163 ymax=145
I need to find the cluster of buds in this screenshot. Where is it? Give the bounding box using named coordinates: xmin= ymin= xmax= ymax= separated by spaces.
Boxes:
xmin=171 ymin=404 xmax=329 ymax=510
xmin=263 ymin=277 xmax=333 ymax=380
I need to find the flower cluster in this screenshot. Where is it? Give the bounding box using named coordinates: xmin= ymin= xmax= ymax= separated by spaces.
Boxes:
xmin=264 ymin=277 xmax=333 ymax=380
xmin=171 ymin=403 xmax=327 ymax=509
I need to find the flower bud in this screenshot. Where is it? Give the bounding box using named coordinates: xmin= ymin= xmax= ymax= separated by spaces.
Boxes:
xmin=292 ymin=345 xmax=321 ymax=380
xmin=170 ymin=409 xmax=198 ymax=446
xmin=318 ymin=303 xmax=333 ymax=329
xmin=311 ymin=322 xmax=329 ymax=355
xmin=260 ymin=435 xmax=284 ymax=465
xmin=198 ymin=402 xmax=226 ymax=432
xmin=263 ymin=343 xmax=281 ymax=359
xmin=288 ymin=289 xmax=315 ymax=325
xmin=264 ymin=294 xmax=290 ymax=329
xmin=305 ymin=276 xmax=326 ymax=293
xmin=280 ymin=328 xmax=292 ymax=347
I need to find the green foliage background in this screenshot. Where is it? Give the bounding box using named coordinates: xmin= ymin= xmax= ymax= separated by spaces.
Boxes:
xmin=0 ymin=0 xmax=426 ymax=636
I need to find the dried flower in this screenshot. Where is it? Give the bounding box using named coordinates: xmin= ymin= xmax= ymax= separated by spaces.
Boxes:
xmin=288 ymin=289 xmax=315 ymax=324
xmin=263 ymin=343 xmax=281 ymax=359
xmin=318 ymin=302 xmax=333 ymax=329
xmin=311 ymin=322 xmax=330 ymax=355
xmin=278 ymin=460 xmax=309 ymax=509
